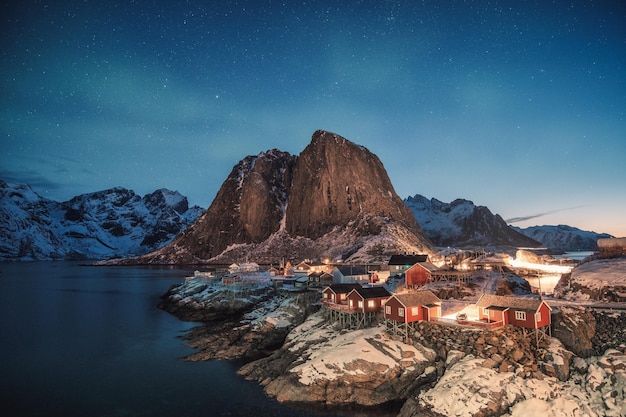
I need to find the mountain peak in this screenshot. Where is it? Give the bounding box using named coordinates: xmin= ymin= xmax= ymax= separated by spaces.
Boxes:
xmin=126 ymin=131 xmax=433 ymax=264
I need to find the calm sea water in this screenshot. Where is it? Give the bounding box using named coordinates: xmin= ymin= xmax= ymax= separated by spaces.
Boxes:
xmin=0 ymin=262 xmax=373 ymax=417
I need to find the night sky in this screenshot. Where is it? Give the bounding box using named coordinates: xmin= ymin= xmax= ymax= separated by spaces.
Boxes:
xmin=1 ymin=1 xmax=625 ymax=237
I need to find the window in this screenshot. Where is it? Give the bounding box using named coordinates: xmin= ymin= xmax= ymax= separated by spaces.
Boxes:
xmin=515 ymin=311 xmax=526 ymax=321
xmin=411 ymin=307 xmax=419 ymax=316
xmin=385 ymin=305 xmax=391 ymax=314
xmin=398 ymin=307 xmax=405 ymax=317
xmin=358 ymin=300 xmax=363 ymax=309
xmin=482 ymin=307 xmax=488 ymax=316
xmin=367 ymin=300 xmax=375 ymax=308
xmin=536 ymin=312 xmax=541 ymax=322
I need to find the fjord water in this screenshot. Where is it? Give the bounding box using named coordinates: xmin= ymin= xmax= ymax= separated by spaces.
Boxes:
xmin=0 ymin=262 xmax=348 ymax=417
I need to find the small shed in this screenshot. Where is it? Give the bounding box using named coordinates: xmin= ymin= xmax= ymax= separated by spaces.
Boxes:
xmin=476 ymin=294 xmax=552 ymax=345
xmin=222 ymin=274 xmax=241 ymax=285
xmin=268 ymin=266 xmax=280 ymax=276
xmin=308 ymin=271 xmax=333 ymax=287
xmin=384 ymin=291 xmax=442 ymax=323
xmin=332 ymin=265 xmax=370 ymax=284
xmin=294 ymin=261 xmax=312 ymax=274
xmin=239 ymin=262 xmax=259 ymax=272
xmin=321 ymin=283 xmax=362 ymax=304
xmin=346 ymin=286 xmax=391 ymax=313
xmin=387 ymin=254 xmax=429 ymax=274
xmin=405 ymin=261 xmax=440 ymax=288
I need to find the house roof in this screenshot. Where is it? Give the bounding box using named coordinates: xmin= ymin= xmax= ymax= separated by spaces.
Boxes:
xmin=324 ymin=283 xmax=362 ymax=294
xmin=406 ymin=261 xmax=440 ymax=273
xmin=351 ymin=286 xmax=391 ymax=299
xmin=476 ymin=294 xmax=550 ymax=312
xmin=388 ymin=254 xmax=429 ymax=266
xmin=335 ymin=265 xmax=369 ymax=276
xmin=391 ymin=291 xmax=441 ymax=307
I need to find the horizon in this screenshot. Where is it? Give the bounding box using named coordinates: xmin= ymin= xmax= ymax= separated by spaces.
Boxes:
xmin=2 ymin=1 xmax=624 ymax=237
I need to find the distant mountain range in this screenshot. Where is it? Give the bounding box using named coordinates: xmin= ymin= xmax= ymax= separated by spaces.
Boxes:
xmin=511 ymin=224 xmax=612 ymax=252
xmin=404 ymin=195 xmax=540 ymax=249
xmin=404 ymin=195 xmax=612 ymax=252
xmin=0 ymin=180 xmax=202 ymax=260
xmin=0 ymin=131 xmax=613 ymax=262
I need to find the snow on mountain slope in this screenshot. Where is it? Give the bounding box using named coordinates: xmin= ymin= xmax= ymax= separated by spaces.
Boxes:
xmin=404 ymin=194 xmax=540 ymax=249
xmin=512 ymin=224 xmax=613 ymax=251
xmin=0 ymin=180 xmax=203 ymax=260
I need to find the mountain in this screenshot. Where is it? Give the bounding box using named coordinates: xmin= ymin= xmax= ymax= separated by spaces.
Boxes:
xmin=511 ymin=224 xmax=613 ymax=252
xmin=122 ymin=130 xmax=434 ymax=265
xmin=0 ymin=180 xmax=203 ymax=260
xmin=404 ymin=194 xmax=541 ymax=249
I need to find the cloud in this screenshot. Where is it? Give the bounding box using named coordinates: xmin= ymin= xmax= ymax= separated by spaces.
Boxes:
xmin=0 ymin=168 xmax=65 ymax=191
xmin=506 ymin=206 xmax=585 ymax=223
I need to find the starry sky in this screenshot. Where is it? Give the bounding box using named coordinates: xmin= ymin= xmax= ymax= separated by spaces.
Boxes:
xmin=2 ymin=1 xmax=625 ymax=237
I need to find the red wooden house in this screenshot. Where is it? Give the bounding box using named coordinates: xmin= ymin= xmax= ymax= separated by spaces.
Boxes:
xmin=475 ymin=294 xmax=552 ymax=331
xmin=405 ymin=261 xmax=439 ymax=288
xmin=384 ymin=291 xmax=442 ymax=324
xmin=387 ymin=254 xmax=429 ymax=275
xmin=346 ymin=286 xmax=391 ymax=313
xmin=321 ymin=284 xmax=362 ymax=305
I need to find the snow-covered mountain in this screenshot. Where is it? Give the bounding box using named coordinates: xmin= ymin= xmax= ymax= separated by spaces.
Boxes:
xmin=404 ymin=194 xmax=540 ymax=249
xmin=0 ymin=179 xmax=203 ymax=260
xmin=511 ymin=224 xmax=613 ymax=251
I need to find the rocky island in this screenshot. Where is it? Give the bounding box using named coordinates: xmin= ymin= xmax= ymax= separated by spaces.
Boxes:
xmin=159 ymin=253 xmax=626 ymax=417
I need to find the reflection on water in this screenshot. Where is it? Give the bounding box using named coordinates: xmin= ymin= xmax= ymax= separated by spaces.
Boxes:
xmin=1 ymin=262 xmax=377 ymax=417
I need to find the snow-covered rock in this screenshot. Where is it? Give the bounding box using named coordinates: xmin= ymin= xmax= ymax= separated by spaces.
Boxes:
xmin=239 ymin=313 xmax=437 ymax=406
xmin=555 ymin=257 xmax=626 ymax=302
xmin=401 ymin=347 xmax=626 ymax=417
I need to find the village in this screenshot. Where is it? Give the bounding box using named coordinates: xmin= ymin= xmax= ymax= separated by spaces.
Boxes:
xmin=187 ymin=250 xmax=558 ymax=350
xmin=166 ymin=241 xmax=626 ymax=416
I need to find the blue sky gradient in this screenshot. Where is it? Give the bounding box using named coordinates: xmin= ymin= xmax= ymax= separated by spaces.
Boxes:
xmin=1 ymin=1 xmax=625 ymax=236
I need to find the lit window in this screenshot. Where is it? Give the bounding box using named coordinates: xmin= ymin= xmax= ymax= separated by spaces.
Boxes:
xmin=368 ymin=300 xmax=375 ymax=308
xmin=515 ymin=311 xmax=526 ymax=321
xmin=358 ymin=300 xmax=363 ymax=308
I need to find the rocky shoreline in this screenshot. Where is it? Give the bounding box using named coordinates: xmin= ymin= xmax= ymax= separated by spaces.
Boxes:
xmin=158 ymin=278 xmax=626 ymax=416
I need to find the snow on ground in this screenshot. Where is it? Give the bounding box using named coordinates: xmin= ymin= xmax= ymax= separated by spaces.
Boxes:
xmin=570 ymin=258 xmax=626 ymax=290
xmin=286 ymin=316 xmax=433 ymax=385
xmin=243 ymin=295 xmax=299 ymax=329
xmin=419 ymin=348 xmax=626 ymax=417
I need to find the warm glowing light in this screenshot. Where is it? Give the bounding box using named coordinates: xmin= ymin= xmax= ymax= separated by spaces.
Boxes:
xmin=507 ymin=258 xmax=573 ymax=274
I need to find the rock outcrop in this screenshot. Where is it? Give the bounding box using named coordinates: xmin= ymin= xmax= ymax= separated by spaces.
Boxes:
xmin=157 ymin=276 xmax=313 ymax=361
xmin=286 ymin=130 xmax=426 ymax=241
xmin=238 ymin=314 xmax=437 ymax=407
xmin=125 ymin=130 xmax=433 ymax=264
xmin=129 ymin=149 xmax=297 ymax=264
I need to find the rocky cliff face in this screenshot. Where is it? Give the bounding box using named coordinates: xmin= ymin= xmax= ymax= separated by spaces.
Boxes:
xmin=129 ymin=130 xmax=433 ymax=264
xmin=0 ymin=180 xmax=202 ymax=260
xmin=131 ymin=149 xmax=297 ymax=264
xmin=286 ymin=130 xmax=425 ymax=240
xmin=404 ymin=194 xmax=541 ymax=249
